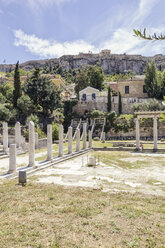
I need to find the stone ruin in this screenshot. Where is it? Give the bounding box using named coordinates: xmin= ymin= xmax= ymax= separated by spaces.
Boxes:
xmin=0 ymin=121 xmax=93 ymax=175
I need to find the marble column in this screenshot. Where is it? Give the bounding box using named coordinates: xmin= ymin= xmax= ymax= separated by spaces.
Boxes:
xmin=35 ymin=132 xmax=39 ymax=149
xmin=47 ymin=124 xmax=52 ymax=161
xmin=15 ymin=122 xmax=21 ymax=148
xmin=153 ymin=117 xmax=158 ymax=150
xmin=59 ymin=125 xmax=63 ymax=157
xmin=136 ymin=118 xmax=140 ymax=149
xmin=88 ymin=130 xmax=92 ymax=148
xmin=3 ymin=122 xmax=8 ymax=153
xmin=83 ymin=123 xmax=87 ymax=150
xmin=28 ymin=121 xmax=35 ymax=167
xmin=68 ymin=126 xmax=72 ymax=154
xmin=8 ymin=144 xmax=16 ymax=173
xmin=102 ymin=132 xmax=105 ymax=143
xmin=76 ymin=128 xmax=80 ymax=152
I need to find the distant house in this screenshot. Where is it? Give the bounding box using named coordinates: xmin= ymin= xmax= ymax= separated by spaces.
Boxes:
xmin=79 ymin=86 xmax=107 ymax=103
xmin=72 ymin=86 xmax=108 ymax=115
xmin=72 ymin=76 xmax=151 ymax=115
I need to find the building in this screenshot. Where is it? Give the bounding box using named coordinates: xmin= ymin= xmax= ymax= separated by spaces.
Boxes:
xmin=73 ymin=86 xmax=108 ymax=115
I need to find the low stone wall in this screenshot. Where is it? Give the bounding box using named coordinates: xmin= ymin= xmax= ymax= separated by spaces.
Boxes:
xmin=38 ymin=138 xmax=47 ymax=149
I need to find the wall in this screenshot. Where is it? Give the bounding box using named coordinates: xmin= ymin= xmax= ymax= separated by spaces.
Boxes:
xmin=118 ymin=80 xmax=148 ymax=98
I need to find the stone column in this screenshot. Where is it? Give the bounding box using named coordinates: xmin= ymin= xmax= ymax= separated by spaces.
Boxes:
xmin=47 ymin=124 xmax=52 ymax=161
xmin=59 ymin=125 xmax=63 ymax=157
xmin=102 ymin=132 xmax=105 ymax=143
xmin=83 ymin=123 xmax=87 ymax=150
xmin=153 ymin=117 xmax=158 ymax=150
xmin=15 ymin=122 xmax=21 ymax=148
xmin=35 ymin=132 xmax=39 ymax=149
xmin=88 ymin=130 xmax=92 ymax=148
xmin=3 ymin=122 xmax=8 ymax=153
xmin=28 ymin=121 xmax=35 ymax=167
xmin=136 ymin=118 xmax=140 ymax=149
xmin=76 ymin=128 xmax=80 ymax=152
xmin=68 ymin=126 xmax=72 ymax=154
xmin=8 ymin=144 xmax=16 ymax=173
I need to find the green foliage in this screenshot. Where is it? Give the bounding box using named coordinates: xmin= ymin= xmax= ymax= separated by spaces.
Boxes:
xmin=0 ymin=83 xmax=13 ymax=103
xmin=133 ymin=99 xmax=165 ymax=112
xmin=87 ymin=65 xmax=104 ymax=91
xmin=74 ymin=69 xmax=89 ymax=95
xmin=107 ymin=87 xmax=111 ymax=112
xmin=42 ymin=64 xmax=77 ymax=85
xmin=13 ymin=61 xmax=22 ymax=108
xmin=118 ymin=92 xmax=122 ymax=115
xmin=17 ymin=95 xmax=33 ymax=116
xmin=133 ymin=28 xmax=165 ymax=40
xmin=36 ymin=127 xmax=46 ymax=138
xmin=104 ymin=71 xmax=135 ymax=82
xmin=23 ymin=68 xmax=62 ymax=116
xmin=144 ymin=61 xmax=162 ymax=99
xmin=53 ymin=108 xmax=64 ymax=124
xmin=89 ymin=110 xmax=105 ymax=118
xmin=63 ymin=100 xmax=78 ymax=132
xmin=75 ymin=65 xmax=104 ymax=95
xmin=105 ymin=113 xmax=135 ymax=133
xmin=0 ymin=103 xmax=12 ymax=121
xmin=26 ymin=114 xmax=39 ymax=128
xmin=11 ymin=68 xmax=28 ymax=76
xmin=52 ymin=122 xmax=59 ymax=140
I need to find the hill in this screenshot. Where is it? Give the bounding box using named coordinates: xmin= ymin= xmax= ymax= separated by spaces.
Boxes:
xmin=0 ymin=52 xmax=165 ymax=74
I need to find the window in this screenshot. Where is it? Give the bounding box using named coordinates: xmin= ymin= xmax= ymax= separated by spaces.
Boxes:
xmin=143 ymin=85 xmax=147 ymax=93
xmin=125 ymin=86 xmax=129 ymax=94
xmin=92 ymin=93 xmax=96 ymax=100
xmin=82 ymin=93 xmax=86 ymax=101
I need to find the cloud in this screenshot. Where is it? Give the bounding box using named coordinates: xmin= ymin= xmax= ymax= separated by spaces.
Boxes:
xmin=14 ymin=29 xmax=96 ymax=58
xmin=100 ymin=27 xmax=165 ymax=56
xmin=133 ymin=0 xmax=159 ymax=24
xmin=14 ymin=27 xmax=165 ymax=59
xmin=0 ymin=9 xmax=3 ymax=14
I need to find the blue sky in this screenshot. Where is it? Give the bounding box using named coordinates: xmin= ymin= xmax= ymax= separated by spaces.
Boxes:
xmin=0 ymin=0 xmax=165 ymax=64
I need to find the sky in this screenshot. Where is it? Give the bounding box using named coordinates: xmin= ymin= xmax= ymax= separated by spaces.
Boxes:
xmin=0 ymin=0 xmax=165 ymax=64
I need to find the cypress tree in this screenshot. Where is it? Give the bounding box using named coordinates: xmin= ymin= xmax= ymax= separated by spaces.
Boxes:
xmin=107 ymin=86 xmax=111 ymax=112
xmin=13 ymin=61 xmax=21 ymax=108
xmin=118 ymin=92 xmax=122 ymax=115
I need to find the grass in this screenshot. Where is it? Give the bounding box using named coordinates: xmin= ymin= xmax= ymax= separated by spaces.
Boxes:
xmin=0 ymin=181 xmax=165 ymax=247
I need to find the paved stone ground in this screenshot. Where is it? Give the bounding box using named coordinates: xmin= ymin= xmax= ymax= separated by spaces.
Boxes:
xmin=30 ymin=152 xmax=165 ymax=196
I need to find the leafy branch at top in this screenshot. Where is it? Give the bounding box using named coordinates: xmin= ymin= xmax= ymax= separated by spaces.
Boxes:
xmin=133 ymin=28 xmax=165 ymax=41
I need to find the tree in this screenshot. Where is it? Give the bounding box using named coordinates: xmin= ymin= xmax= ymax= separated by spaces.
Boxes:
xmin=118 ymin=92 xmax=122 ymax=115
xmin=17 ymin=95 xmax=33 ymax=117
xmin=87 ymin=65 xmax=104 ymax=91
xmin=74 ymin=65 xmax=104 ymax=95
xmin=107 ymin=87 xmax=111 ymax=112
xmin=23 ymin=68 xmax=62 ymax=117
xmin=74 ymin=69 xmax=89 ymax=95
xmin=133 ymin=28 xmax=165 ymax=40
xmin=144 ymin=61 xmax=161 ymax=99
xmin=0 ymin=83 xmax=13 ymax=103
xmin=13 ymin=61 xmax=22 ymax=108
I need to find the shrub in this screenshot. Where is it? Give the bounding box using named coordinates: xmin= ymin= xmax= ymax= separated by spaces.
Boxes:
xmin=26 ymin=114 xmax=39 ymax=128
xmin=52 ymin=122 xmax=59 ymax=140
xmin=132 ymin=99 xmax=165 ymax=112
xmin=89 ymin=110 xmax=105 ymax=118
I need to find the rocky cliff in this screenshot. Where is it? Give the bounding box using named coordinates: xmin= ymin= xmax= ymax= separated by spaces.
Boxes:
xmin=0 ymin=53 xmax=165 ymax=74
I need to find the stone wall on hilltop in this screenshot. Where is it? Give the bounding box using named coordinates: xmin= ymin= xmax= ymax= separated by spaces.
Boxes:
xmin=0 ymin=53 xmax=165 ymax=74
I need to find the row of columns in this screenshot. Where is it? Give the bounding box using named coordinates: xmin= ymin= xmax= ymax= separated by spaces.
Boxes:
xmin=3 ymin=121 xmax=22 ymax=153
xmin=8 ymin=122 xmax=92 ymax=174
xmin=136 ymin=117 xmax=158 ymax=150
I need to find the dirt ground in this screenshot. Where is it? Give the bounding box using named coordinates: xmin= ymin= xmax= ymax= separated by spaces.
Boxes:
xmin=29 ymin=151 xmax=165 ymax=197
xmin=1 ymin=148 xmax=165 ymax=247
xmin=0 ymin=181 xmax=165 ymax=248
